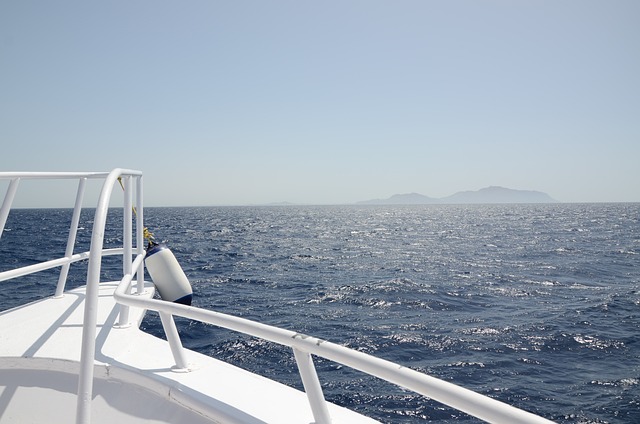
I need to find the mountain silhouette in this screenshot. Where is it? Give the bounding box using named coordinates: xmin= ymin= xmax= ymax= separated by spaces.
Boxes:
xmin=358 ymin=186 xmax=556 ymax=205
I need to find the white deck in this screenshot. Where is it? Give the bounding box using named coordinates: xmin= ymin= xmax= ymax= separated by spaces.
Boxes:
xmin=0 ymin=282 xmax=378 ymax=424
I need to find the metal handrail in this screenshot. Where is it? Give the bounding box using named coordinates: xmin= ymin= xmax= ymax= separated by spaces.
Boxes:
xmin=0 ymin=248 xmax=123 ymax=283
xmin=115 ymin=260 xmax=554 ymax=424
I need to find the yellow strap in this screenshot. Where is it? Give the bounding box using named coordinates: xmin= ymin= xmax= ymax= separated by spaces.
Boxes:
xmin=117 ymin=177 xmax=155 ymax=244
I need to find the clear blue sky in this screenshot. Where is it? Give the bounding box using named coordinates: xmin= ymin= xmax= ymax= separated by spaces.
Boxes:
xmin=1 ymin=1 xmax=638 ymax=206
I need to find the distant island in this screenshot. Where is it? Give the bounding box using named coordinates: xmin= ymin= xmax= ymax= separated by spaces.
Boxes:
xmin=357 ymin=186 xmax=557 ymax=205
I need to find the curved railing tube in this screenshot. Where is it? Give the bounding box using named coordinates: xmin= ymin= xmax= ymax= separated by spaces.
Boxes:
xmin=74 ymin=169 xmax=143 ymax=424
xmin=113 ymin=270 xmax=554 ymax=424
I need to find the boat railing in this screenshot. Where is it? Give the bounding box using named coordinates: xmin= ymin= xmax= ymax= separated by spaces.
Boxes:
xmin=1 ymin=169 xmax=145 ymax=424
xmin=0 ymin=170 xmax=554 ymax=424
xmin=114 ymin=264 xmax=554 ymax=424
xmin=0 ymin=170 xmax=145 ymax=301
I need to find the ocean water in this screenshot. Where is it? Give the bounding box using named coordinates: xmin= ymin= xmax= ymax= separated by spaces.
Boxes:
xmin=1 ymin=203 xmax=638 ymax=423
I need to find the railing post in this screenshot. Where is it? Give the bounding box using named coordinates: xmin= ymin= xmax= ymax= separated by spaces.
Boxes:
xmin=293 ymin=348 xmax=332 ymax=424
xmin=118 ymin=176 xmax=133 ymax=327
xmin=159 ymin=312 xmax=189 ymax=370
xmin=0 ymin=178 xmax=20 ymax=241
xmin=56 ymin=177 xmax=87 ymax=297
xmin=135 ymin=175 xmax=145 ymax=294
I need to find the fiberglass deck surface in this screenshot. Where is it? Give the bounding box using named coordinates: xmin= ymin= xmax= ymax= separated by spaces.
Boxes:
xmin=0 ymin=282 xmax=378 ymax=424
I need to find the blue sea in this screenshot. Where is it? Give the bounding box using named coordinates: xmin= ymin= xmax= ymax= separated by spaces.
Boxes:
xmin=1 ymin=203 xmax=638 ymax=423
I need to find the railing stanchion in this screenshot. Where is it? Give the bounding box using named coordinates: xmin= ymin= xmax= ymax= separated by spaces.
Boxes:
xmin=118 ymin=176 xmax=133 ymax=327
xmin=293 ymin=348 xmax=332 ymax=424
xmin=56 ymin=177 xmax=87 ymax=297
xmin=0 ymin=178 xmax=20 ymax=241
xmin=159 ymin=311 xmax=189 ymax=370
xmin=135 ymin=175 xmax=145 ymax=294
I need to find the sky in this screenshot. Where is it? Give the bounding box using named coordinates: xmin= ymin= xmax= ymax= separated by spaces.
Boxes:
xmin=1 ymin=1 xmax=639 ymax=206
